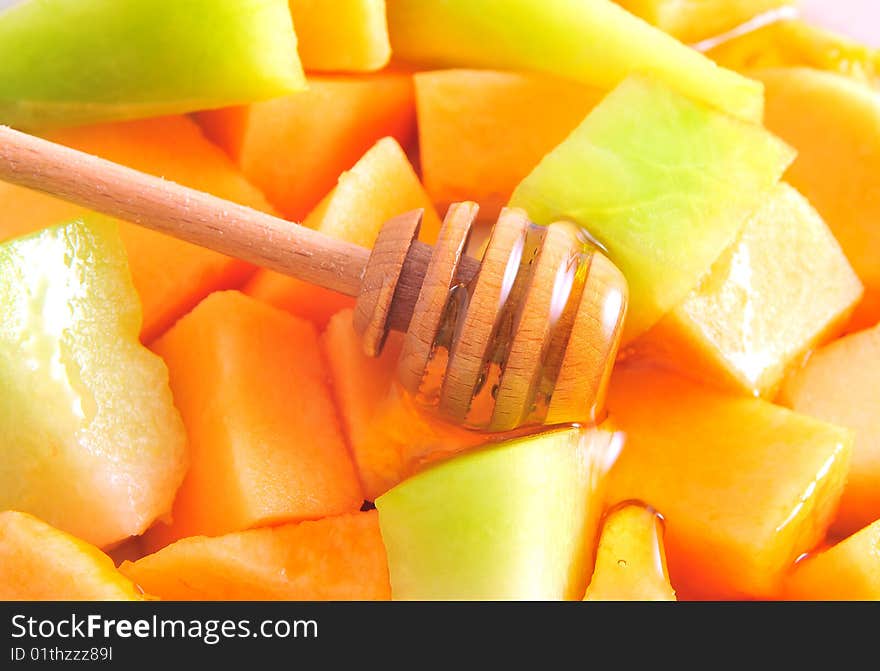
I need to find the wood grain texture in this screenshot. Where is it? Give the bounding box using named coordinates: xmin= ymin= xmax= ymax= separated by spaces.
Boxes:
xmin=397 ymin=201 xmax=478 ymax=393
xmin=353 ymin=209 xmax=422 ymax=357
xmin=0 ymin=125 xmax=628 ymax=432
xmin=491 ymin=222 xmax=574 ymax=431
xmin=0 ymin=125 xmax=369 ymax=297
xmin=441 ymin=207 xmax=531 ymax=422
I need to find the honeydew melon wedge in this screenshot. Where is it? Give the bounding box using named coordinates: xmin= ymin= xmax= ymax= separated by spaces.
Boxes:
xmin=0 ymin=0 xmax=305 ymax=130
xmin=387 ymin=0 xmax=764 ymax=122
xmin=0 ymin=218 xmax=187 ymax=548
xmin=376 ymin=426 xmax=620 ymax=600
xmin=510 ymin=75 xmax=795 ymax=342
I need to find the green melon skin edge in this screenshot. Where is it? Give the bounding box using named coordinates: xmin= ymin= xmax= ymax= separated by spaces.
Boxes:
xmin=0 ymin=0 xmax=305 ymax=130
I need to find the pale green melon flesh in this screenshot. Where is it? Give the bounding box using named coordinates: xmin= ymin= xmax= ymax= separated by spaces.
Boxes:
xmin=0 ymin=219 xmax=187 ymax=548
xmin=510 ymin=75 xmax=795 ymax=343
xmin=376 ymin=427 xmax=619 ymax=600
xmin=0 ymin=0 xmax=305 ymax=130
xmin=387 ymin=0 xmax=763 ymax=122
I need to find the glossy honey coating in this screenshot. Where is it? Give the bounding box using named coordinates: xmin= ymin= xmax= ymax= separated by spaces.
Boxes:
xmin=354 ymin=202 xmax=628 ymax=432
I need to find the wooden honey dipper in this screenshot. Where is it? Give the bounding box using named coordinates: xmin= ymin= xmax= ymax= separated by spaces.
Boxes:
xmin=0 ymin=125 xmax=627 ymax=433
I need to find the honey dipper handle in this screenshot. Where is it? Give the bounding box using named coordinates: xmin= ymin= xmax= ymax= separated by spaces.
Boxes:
xmin=0 ymin=125 xmax=370 ymax=298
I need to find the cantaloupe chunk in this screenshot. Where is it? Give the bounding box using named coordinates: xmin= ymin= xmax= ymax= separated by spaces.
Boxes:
xmin=636 ymin=183 xmax=862 ymax=397
xmin=779 ymin=323 xmax=880 ymax=536
xmin=195 ymin=73 xmax=416 ymax=220
xmin=755 ymin=67 xmax=880 ymax=331
xmin=583 ymin=503 xmax=676 ymax=601
xmin=123 ymin=512 xmax=389 ymax=600
xmin=321 ymin=309 xmax=487 ymax=500
xmin=0 ymin=116 xmax=275 ymax=342
xmin=244 ymin=280 xmax=355 ymax=332
xmin=414 ymin=69 xmax=606 ymax=220
xmin=244 ymin=137 xmax=441 ymax=328
xmin=605 ymin=364 xmax=853 ymax=599
xmin=0 ymin=511 xmax=142 ymax=601
xmin=706 ymin=19 xmax=880 ymax=86
xmin=616 ymin=0 xmax=792 ymax=44
xmin=289 ymin=0 xmax=390 ymax=72
xmin=145 ymin=291 xmax=362 ymax=552
xmin=783 ymin=520 xmax=880 ymax=600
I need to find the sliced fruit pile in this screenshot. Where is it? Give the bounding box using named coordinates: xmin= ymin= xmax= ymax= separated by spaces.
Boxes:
xmin=0 ymin=0 xmax=878 ymax=601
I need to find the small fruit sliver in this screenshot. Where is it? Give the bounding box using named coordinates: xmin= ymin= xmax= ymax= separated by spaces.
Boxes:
xmin=122 ymin=511 xmax=390 ymax=600
xmin=0 ymin=511 xmax=143 ymax=601
xmin=583 ymin=502 xmax=676 ymax=601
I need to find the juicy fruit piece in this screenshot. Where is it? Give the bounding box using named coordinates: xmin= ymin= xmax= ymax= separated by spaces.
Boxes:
xmin=301 ymin=137 xmax=441 ymax=245
xmin=0 ymin=219 xmax=187 ymax=548
xmin=783 ymin=520 xmax=880 ymax=600
xmin=638 ymin=183 xmax=863 ymax=397
xmin=755 ymin=67 xmax=880 ymax=331
xmin=706 ymin=19 xmax=880 ymax=86
xmin=245 ymin=280 xmax=354 ymax=332
xmin=123 ymin=512 xmax=389 ymax=600
xmin=606 ymin=364 xmax=853 ymax=599
xmin=387 ymin=0 xmax=764 ymax=122
xmin=0 ymin=511 xmax=143 ymax=601
xmin=145 ymin=291 xmax=362 ymax=552
xmin=414 ymin=70 xmax=606 ymax=220
xmin=322 ymin=309 xmax=488 ymax=500
xmin=510 ymin=75 xmax=795 ymax=343
xmin=196 ymin=73 xmax=416 ymax=220
xmin=583 ymin=503 xmax=676 ymax=601
xmin=779 ymin=324 xmax=880 ymax=536
xmin=244 ymin=137 xmax=442 ymax=328
xmin=0 ymin=116 xmax=275 ymax=343
xmin=289 ymin=0 xmax=390 ymax=72
xmin=0 ymin=0 xmax=304 ymax=130
xmin=616 ymin=0 xmax=792 ymax=44
xmin=377 ymin=426 xmax=619 ymax=600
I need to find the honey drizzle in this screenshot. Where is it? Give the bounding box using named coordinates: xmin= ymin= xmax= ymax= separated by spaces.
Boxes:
xmin=414 ymin=222 xmax=603 ymax=432
xmin=464 ymin=225 xmax=543 ymax=429
xmin=521 ymin=243 xmax=593 ymax=428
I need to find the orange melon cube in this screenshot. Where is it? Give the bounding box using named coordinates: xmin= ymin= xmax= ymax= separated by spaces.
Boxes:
xmin=583 ymin=503 xmax=676 ymax=601
xmin=0 ymin=511 xmax=142 ymax=601
xmin=414 ymin=69 xmax=606 ymax=220
xmin=123 ymin=511 xmax=389 ymax=600
xmin=706 ymin=19 xmax=880 ymax=86
xmin=783 ymin=520 xmax=880 ymax=600
xmin=779 ymin=323 xmax=880 ymax=536
xmin=302 ymin=137 xmax=441 ymax=245
xmin=289 ymin=0 xmax=390 ymax=72
xmin=321 ymin=309 xmax=487 ymax=500
xmin=605 ymin=364 xmax=853 ymax=599
xmin=145 ymin=291 xmax=362 ymax=552
xmin=195 ymin=73 xmax=416 ymax=220
xmin=615 ymin=0 xmax=792 ymax=44
xmin=0 ymin=116 xmax=275 ymax=342
xmin=245 ymin=279 xmax=356 ymax=331
xmin=636 ymin=183 xmax=862 ymax=397
xmin=755 ymin=67 xmax=880 ymax=332
xmin=244 ymin=136 xmax=442 ymax=328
